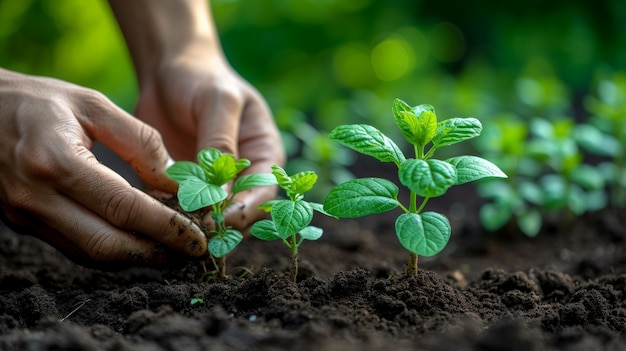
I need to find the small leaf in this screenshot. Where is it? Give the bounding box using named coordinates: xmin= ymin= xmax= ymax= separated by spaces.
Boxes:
xmin=299 ymin=226 xmax=323 ymax=241
xmin=197 ymin=148 xmax=222 ymax=169
xmin=234 ymin=158 xmax=251 ymax=173
xmin=271 ymin=200 xmax=313 ymax=239
xmin=210 ymin=154 xmax=238 ymax=185
xmin=398 ymin=159 xmax=457 ymax=197
xmin=323 ymin=178 xmax=399 ymax=218
xmin=395 ymin=212 xmax=451 ymax=256
xmin=208 ymin=229 xmax=243 ymax=258
xmin=569 ymin=164 xmax=605 ymax=190
xmin=257 ymin=199 xmax=279 ymax=212
xmin=393 ymin=100 xmax=437 ymax=148
xmin=480 ymin=202 xmax=512 ymax=232
xmin=165 ymin=161 xmax=205 ymax=183
xmin=177 ymin=179 xmax=227 ymax=211
xmin=232 ymin=173 xmax=277 ymax=194
xmin=251 ymin=220 xmax=280 ymax=241
xmin=271 ymin=165 xmax=293 ymax=193
xmin=432 ymin=118 xmax=482 ymax=148
xmin=329 ymin=124 xmax=406 ymax=166
xmin=516 ymin=209 xmax=542 ymax=237
xmin=291 ymin=171 xmax=318 ymax=196
xmin=446 ymin=155 xmax=507 ymax=185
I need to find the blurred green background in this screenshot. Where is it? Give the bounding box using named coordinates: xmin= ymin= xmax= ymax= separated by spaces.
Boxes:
xmin=2 ymin=0 xmax=624 ymax=125
xmin=2 ymin=0 xmax=625 ymax=232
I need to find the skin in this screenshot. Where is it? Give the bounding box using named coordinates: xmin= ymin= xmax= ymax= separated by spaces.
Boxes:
xmin=0 ymin=0 xmax=284 ymax=268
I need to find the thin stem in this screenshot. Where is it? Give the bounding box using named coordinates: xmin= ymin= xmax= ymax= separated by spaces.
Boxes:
xmin=409 ymin=191 xmax=417 ymax=213
xmin=290 ymin=235 xmax=299 ymax=283
xmin=407 ymin=253 xmax=418 ymax=276
xmin=416 ymin=197 xmax=430 ymax=214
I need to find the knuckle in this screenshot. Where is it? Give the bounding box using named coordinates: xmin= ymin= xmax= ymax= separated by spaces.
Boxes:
xmin=84 ymin=231 xmax=119 ymax=263
xmin=137 ymin=124 xmax=165 ymax=159
xmin=4 ymin=183 xmax=38 ymax=212
xmin=103 ymin=188 xmax=138 ymax=228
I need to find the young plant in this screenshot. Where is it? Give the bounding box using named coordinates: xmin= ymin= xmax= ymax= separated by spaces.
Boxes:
xmin=323 ymin=98 xmax=507 ymax=276
xmin=166 ymin=147 xmax=277 ymax=278
xmin=250 ymin=165 xmax=328 ymax=283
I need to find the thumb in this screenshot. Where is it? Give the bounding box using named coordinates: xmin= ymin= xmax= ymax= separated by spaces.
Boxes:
xmin=194 ymin=91 xmax=242 ymax=157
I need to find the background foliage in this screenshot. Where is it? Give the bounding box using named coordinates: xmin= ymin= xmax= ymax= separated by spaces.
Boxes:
xmin=1 ymin=0 xmax=624 ymax=230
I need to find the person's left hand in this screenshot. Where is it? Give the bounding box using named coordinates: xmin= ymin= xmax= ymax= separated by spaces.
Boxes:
xmin=133 ymin=47 xmax=284 ymax=231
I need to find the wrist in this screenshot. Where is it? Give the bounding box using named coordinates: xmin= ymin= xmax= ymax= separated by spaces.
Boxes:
xmin=109 ymin=0 xmax=222 ymax=86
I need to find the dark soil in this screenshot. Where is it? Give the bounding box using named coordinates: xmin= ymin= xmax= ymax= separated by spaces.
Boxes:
xmin=1 ymin=196 xmax=625 ymax=351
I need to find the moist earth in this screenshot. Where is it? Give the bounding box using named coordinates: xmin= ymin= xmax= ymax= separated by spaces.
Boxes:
xmin=0 ymin=205 xmax=625 ymax=350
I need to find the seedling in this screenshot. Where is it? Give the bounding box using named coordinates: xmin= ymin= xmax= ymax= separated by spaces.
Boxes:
xmin=251 ymin=165 xmax=329 ymax=282
xmin=166 ymin=147 xmax=277 ymax=278
xmin=190 ymin=297 xmax=204 ymax=305
xmin=323 ymin=99 xmax=507 ymax=276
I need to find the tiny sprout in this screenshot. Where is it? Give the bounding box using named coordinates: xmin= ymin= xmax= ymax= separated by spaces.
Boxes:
xmin=166 ymin=147 xmax=277 ymax=278
xmin=251 ymin=165 xmax=331 ymax=282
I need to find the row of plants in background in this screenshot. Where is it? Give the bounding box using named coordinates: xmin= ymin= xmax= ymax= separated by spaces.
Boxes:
xmin=475 ymin=71 xmax=626 ymax=237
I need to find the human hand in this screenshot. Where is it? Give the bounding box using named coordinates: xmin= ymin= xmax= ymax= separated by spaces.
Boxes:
xmin=133 ymin=47 xmax=285 ymax=232
xmin=0 ymin=69 xmax=207 ymax=268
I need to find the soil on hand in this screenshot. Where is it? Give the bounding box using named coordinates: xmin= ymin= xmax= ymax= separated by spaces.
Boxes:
xmin=1 ymin=202 xmax=625 ymax=350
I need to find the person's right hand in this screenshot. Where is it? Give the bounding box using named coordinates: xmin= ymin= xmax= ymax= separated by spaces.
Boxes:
xmin=0 ymin=68 xmax=207 ymax=268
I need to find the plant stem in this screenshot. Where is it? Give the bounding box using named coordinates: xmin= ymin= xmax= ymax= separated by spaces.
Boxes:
xmin=407 ymin=253 xmax=418 ymax=276
xmin=217 ymin=256 xmax=226 ymax=279
xmin=290 ymin=235 xmax=298 ymax=283
xmin=416 ymin=197 xmax=430 ymax=214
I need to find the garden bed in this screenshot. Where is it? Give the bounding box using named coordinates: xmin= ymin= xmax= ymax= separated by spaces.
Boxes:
xmin=1 ymin=201 xmax=625 ymax=350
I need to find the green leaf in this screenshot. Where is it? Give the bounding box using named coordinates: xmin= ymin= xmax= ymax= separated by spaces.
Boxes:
xmin=208 ymin=229 xmax=243 ymax=258
xmin=197 ymin=148 xmax=222 ymax=170
xmin=250 ymin=220 xmax=279 ymax=241
xmin=398 ymin=159 xmax=457 ymax=197
xmin=291 ymin=171 xmax=318 ymax=196
xmin=234 ymin=158 xmax=251 ymax=173
xmin=393 ymin=100 xmax=437 ymax=148
xmin=271 ymin=165 xmax=293 ymax=192
xmin=329 ymin=124 xmax=406 ymax=166
xmin=395 ymin=212 xmax=451 ymax=257
xmin=209 ymin=154 xmax=238 ymax=185
xmin=299 ymin=226 xmax=323 ymax=241
xmin=569 ymin=164 xmax=605 ymax=190
xmin=165 ymin=161 xmax=205 ymax=183
xmin=323 ymin=178 xmax=399 ymax=218
xmin=271 ymin=200 xmax=313 ymax=239
xmin=309 ymin=202 xmax=335 ymax=217
xmin=432 ymin=118 xmax=482 ymax=148
xmin=479 ymin=202 xmax=512 ymax=232
xmin=232 ymin=173 xmax=277 ymax=194
xmin=516 ymin=209 xmax=542 ymax=237
xmin=446 ymin=155 xmax=507 ymax=185
xmin=177 ymin=179 xmax=227 ymax=211
xmin=257 ymin=199 xmax=279 ymax=213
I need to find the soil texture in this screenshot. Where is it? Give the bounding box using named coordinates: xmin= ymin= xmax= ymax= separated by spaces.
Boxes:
xmin=1 ymin=203 xmax=625 ymax=350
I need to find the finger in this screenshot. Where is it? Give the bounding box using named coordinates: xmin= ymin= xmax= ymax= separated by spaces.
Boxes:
xmin=1 ymin=191 xmax=179 ymax=268
xmin=194 ymin=85 xmax=243 ymax=156
xmin=56 ymin=146 xmax=207 ymax=257
xmin=72 ymin=90 xmax=178 ymax=194
xmin=221 ymin=96 xmax=285 ymax=230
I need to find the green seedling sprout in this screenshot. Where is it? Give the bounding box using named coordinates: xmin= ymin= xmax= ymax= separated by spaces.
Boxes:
xmin=166 ymin=147 xmax=277 ymax=278
xmin=323 ymin=99 xmax=507 ymax=276
xmin=251 ymin=165 xmax=329 ymax=283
